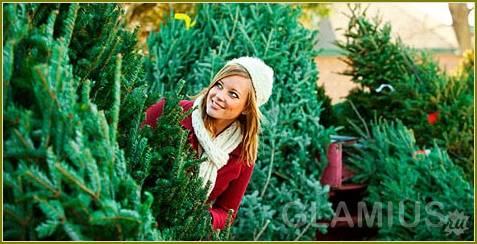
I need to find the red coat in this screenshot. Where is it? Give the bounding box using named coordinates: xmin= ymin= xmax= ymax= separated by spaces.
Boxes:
xmin=141 ymin=99 xmax=254 ymax=230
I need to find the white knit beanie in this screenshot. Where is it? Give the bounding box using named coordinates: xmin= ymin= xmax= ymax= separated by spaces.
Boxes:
xmin=226 ymin=57 xmax=274 ymax=106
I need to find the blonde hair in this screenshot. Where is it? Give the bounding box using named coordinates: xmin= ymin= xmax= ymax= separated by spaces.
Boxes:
xmin=193 ymin=63 xmax=262 ymax=165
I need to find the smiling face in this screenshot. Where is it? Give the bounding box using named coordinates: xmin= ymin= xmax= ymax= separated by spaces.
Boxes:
xmin=205 ymin=75 xmax=252 ymax=133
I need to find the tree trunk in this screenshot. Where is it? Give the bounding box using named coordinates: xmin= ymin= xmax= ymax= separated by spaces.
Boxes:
xmin=448 ymin=3 xmax=473 ymax=54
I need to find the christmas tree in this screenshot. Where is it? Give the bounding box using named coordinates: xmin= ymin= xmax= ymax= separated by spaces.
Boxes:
xmin=347 ymin=119 xmax=474 ymax=241
xmin=144 ymin=3 xmax=336 ymax=240
xmin=333 ymin=4 xmax=474 ymax=181
xmin=330 ymin=4 xmax=474 ymax=240
xmin=3 ymin=3 xmax=220 ymax=240
xmin=3 ymin=3 xmax=155 ymax=240
xmin=135 ymin=81 xmax=229 ymax=240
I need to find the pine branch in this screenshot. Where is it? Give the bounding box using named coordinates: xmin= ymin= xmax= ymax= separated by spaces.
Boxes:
xmin=23 ymin=167 xmax=59 ymax=196
xmin=110 ymin=54 xmax=122 ymax=149
xmin=61 ymin=221 xmax=83 ymax=241
xmin=254 ymin=219 xmax=270 ymax=241
xmin=45 ymin=10 xmax=59 ymax=47
xmin=62 ymin=4 xmax=79 ymax=46
xmin=54 ymin=161 xmax=99 ymax=201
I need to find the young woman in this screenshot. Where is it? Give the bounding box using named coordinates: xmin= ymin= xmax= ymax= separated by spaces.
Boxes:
xmin=141 ymin=57 xmax=274 ymax=230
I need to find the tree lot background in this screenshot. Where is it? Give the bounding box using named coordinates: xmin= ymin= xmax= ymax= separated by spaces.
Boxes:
xmin=2 ymin=2 xmax=474 ymax=241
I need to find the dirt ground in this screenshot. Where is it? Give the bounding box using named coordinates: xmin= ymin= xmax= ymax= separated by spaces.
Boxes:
xmin=315 ymin=53 xmax=462 ymax=105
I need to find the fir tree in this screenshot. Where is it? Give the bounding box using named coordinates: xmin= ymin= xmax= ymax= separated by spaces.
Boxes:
xmin=333 ymin=4 xmax=474 ymax=181
xmin=3 ymin=3 xmax=219 ymax=241
xmin=347 ymin=119 xmax=474 ymax=241
xmin=135 ymin=81 xmax=226 ymax=240
xmin=3 ymin=3 xmax=156 ymax=240
xmin=144 ymin=3 xmax=336 ymax=240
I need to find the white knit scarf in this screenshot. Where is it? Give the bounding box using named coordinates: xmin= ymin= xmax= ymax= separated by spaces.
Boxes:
xmin=191 ymin=95 xmax=243 ymax=197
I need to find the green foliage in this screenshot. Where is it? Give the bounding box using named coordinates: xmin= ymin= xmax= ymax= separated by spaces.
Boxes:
xmin=347 ymin=119 xmax=474 ymax=241
xmin=440 ymin=49 xmax=475 ymax=176
xmin=3 ymin=3 xmax=217 ymax=241
xmin=136 ymin=82 xmax=224 ymax=240
xmin=333 ymin=4 xmax=473 ymax=181
xmin=145 ymin=3 xmax=336 ymax=240
xmin=2 ymin=3 xmax=157 ymax=238
xmin=315 ymin=83 xmax=338 ymax=128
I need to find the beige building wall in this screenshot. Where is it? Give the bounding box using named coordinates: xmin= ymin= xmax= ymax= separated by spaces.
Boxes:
xmin=316 ymin=53 xmax=462 ymax=104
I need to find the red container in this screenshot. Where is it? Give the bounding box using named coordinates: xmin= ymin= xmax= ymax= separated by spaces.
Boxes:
xmin=320 ymin=143 xmax=342 ymax=189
